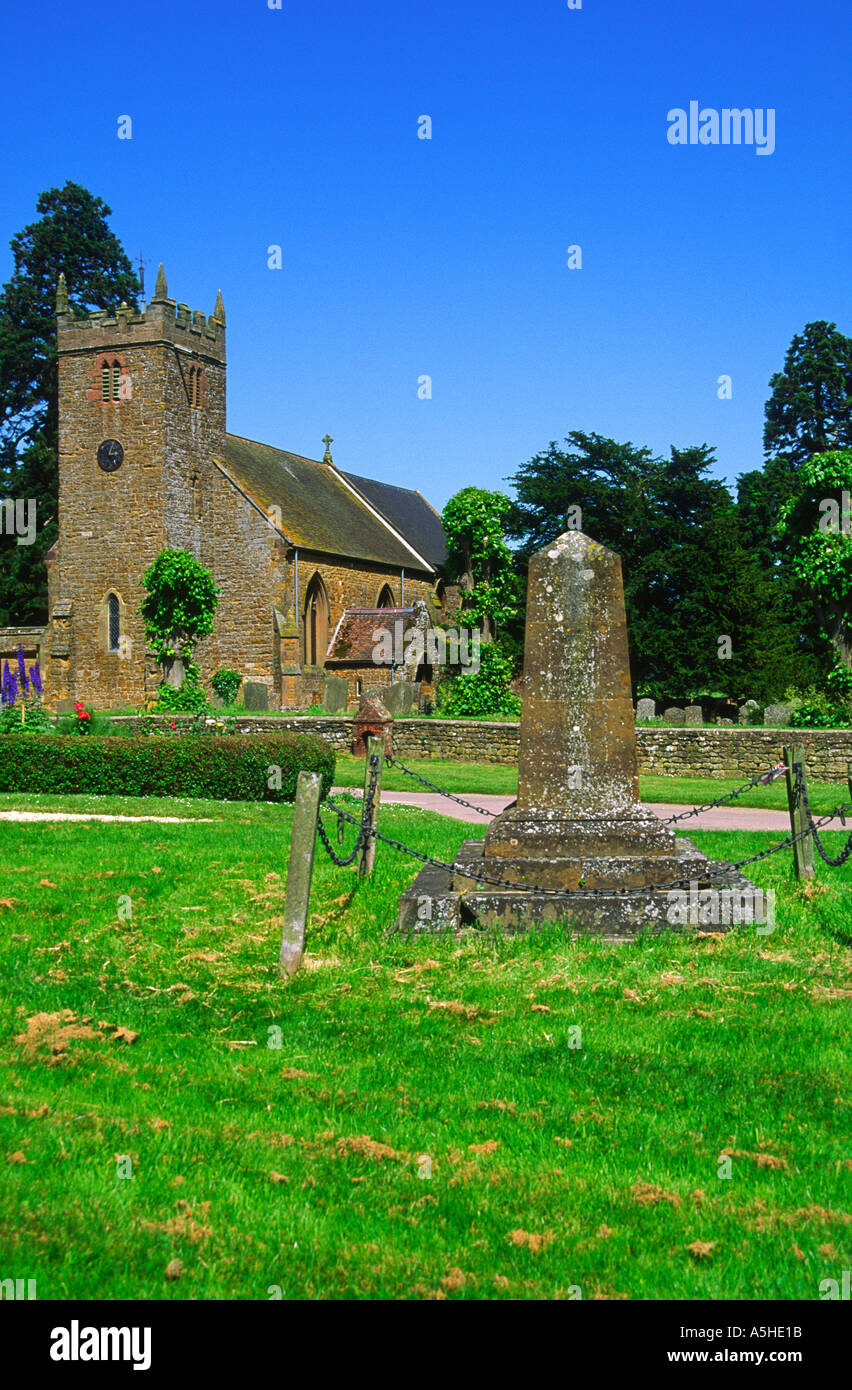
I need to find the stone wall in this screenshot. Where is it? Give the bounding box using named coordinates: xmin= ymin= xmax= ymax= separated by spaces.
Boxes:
xmin=106 ymin=716 xmax=852 ymax=781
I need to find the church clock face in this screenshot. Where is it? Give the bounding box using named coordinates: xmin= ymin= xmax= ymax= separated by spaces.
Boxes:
xmin=97 ymin=439 xmax=124 ymax=473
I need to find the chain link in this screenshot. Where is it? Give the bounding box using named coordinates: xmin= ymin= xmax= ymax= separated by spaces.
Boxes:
xmin=795 ymin=763 xmax=852 ymax=867
xmin=385 ymin=753 xmax=789 ymax=827
xmin=316 ymin=754 xmax=380 ymax=867
xmin=658 ymin=763 xmax=788 ymax=824
xmin=322 ymin=789 xmax=852 ymax=898
xmin=384 ymin=754 xmax=503 ymax=819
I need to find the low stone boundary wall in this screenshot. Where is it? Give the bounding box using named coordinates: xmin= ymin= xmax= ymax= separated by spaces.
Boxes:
xmin=106 ymin=716 xmax=852 ymax=781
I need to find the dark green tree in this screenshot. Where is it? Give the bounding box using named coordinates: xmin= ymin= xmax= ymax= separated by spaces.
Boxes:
xmin=764 ymin=320 xmax=852 ymax=471
xmin=0 ymin=182 xmax=139 ymax=624
xmin=507 ymin=434 xmax=800 ymax=702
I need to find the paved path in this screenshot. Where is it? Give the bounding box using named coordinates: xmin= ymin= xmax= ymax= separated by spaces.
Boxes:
xmin=332 ymin=788 xmax=851 ymax=833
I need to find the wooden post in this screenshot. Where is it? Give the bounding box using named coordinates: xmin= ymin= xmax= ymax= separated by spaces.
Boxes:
xmin=357 ymin=736 xmax=384 ymax=879
xmin=783 ymin=744 xmax=815 ymax=880
xmin=279 ymin=771 xmax=322 ymax=977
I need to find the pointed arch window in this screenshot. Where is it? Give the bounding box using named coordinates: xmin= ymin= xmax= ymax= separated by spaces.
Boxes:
xmin=304 ymin=575 xmax=328 ymax=668
xmin=377 ymin=584 xmax=395 ymax=609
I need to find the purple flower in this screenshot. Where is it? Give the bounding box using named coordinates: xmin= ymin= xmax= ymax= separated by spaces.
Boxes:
xmin=17 ymin=645 xmax=29 ymax=695
xmin=1 ymin=662 xmax=18 ymax=707
xmin=29 ymin=661 xmax=42 ymax=696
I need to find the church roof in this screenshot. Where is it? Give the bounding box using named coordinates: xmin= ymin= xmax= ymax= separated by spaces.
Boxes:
xmin=342 ymin=472 xmax=447 ymax=569
xmin=218 ymin=435 xmax=435 ymax=572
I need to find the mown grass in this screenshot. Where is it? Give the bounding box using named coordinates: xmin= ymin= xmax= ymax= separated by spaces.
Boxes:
xmin=333 ymin=756 xmax=849 ymax=815
xmin=0 ymin=796 xmax=850 ymax=1301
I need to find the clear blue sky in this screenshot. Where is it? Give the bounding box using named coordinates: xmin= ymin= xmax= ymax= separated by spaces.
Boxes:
xmin=1 ymin=0 xmax=850 ymax=510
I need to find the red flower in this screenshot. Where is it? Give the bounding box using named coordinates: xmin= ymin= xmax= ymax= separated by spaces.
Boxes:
xmin=80 ymin=711 xmax=91 ymax=721
xmin=169 ymin=721 xmax=176 ymax=729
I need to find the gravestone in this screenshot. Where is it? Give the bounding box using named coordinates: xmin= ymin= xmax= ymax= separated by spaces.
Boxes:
xmin=381 ymin=681 xmax=417 ymax=716
xmin=739 ymin=699 xmax=760 ymax=726
xmin=322 ymin=674 xmax=349 ymax=714
xmin=397 ymin=530 xmax=761 ymax=936
xmin=636 ymin=698 xmax=656 ymax=721
xmin=764 ymin=702 xmax=794 ymax=728
xmin=243 ymin=681 xmax=269 ymax=711
xmin=684 ymin=705 xmax=703 ymax=727
xmin=663 ymin=706 xmax=685 ymax=726
xmin=56 ymin=699 xmax=76 ymax=714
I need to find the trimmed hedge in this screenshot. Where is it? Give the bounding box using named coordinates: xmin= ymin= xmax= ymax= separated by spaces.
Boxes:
xmin=0 ymin=732 xmax=335 ymax=803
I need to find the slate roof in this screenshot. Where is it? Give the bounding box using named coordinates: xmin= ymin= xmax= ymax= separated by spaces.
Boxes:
xmin=326 ymin=607 xmax=414 ymax=663
xmin=217 ymin=435 xmax=434 ymax=572
xmin=342 ymin=472 xmax=447 ymax=569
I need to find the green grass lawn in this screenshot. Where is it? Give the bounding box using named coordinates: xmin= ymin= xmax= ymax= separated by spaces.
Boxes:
xmin=333 ymin=755 xmax=849 ymax=815
xmin=0 ymin=793 xmax=850 ymax=1300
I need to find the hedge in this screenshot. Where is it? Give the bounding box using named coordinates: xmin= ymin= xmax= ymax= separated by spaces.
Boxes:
xmin=0 ymin=733 xmax=335 ymax=803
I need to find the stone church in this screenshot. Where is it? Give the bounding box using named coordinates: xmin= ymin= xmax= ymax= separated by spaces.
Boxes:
xmin=33 ymin=265 xmax=449 ymax=711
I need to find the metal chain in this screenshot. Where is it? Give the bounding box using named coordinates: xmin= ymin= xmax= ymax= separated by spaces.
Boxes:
xmin=315 ymin=754 xmax=380 ymax=867
xmin=384 ymin=754 xmax=503 ymax=819
xmin=323 ymin=789 xmax=852 ymax=899
xmin=795 ymin=764 xmax=852 ymax=867
xmin=658 ymin=762 xmax=788 ymax=824
xmin=385 ymin=753 xmax=789 ymax=827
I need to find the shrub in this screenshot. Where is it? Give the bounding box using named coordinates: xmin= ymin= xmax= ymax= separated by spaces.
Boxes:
xmin=211 ymin=669 xmax=242 ymax=705
xmin=0 ymin=732 xmax=335 ymax=802
xmin=154 ymin=679 xmax=209 ymax=714
xmin=437 ymin=643 xmax=521 ymax=719
xmin=786 ymin=684 xmax=851 ymax=729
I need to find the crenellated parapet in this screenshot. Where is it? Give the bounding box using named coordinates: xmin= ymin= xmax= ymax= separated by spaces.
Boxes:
xmin=55 ymin=265 xmax=226 ymax=363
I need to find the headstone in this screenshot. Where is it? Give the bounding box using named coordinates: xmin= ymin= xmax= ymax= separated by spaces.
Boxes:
xmin=635 ymin=698 xmax=656 ymax=721
xmin=351 ymin=695 xmax=393 ymax=756
xmin=56 ymin=699 xmax=76 ymax=714
xmin=380 ymin=681 xmax=416 ymax=716
xmin=764 ymin=702 xmax=794 ymax=728
xmin=684 ymin=705 xmax=703 ymax=727
xmin=243 ymin=681 xmax=269 ymax=711
xmin=663 ymin=706 xmax=685 ymax=726
xmin=322 ymin=674 xmax=349 ymax=714
xmin=739 ymin=699 xmax=760 ymax=726
xmin=717 ymin=718 xmax=733 ymax=726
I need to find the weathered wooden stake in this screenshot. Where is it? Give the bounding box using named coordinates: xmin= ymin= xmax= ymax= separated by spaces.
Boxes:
xmin=783 ymin=743 xmax=815 ymax=880
xmin=279 ymin=770 xmax=322 ymax=977
xmin=357 ymin=736 xmax=384 ymax=879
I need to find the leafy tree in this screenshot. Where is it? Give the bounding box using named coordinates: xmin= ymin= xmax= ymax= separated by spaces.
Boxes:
xmin=141 ymin=550 xmax=219 ymax=706
xmin=441 ymin=487 xmax=521 ymax=643
xmin=776 ymin=451 xmax=852 ymax=670
xmin=507 ymin=433 xmax=800 ymax=701
xmin=0 ymin=182 xmax=139 ymax=624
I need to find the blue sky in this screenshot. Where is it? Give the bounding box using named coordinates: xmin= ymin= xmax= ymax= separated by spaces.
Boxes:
xmin=1 ymin=0 xmax=850 ymax=510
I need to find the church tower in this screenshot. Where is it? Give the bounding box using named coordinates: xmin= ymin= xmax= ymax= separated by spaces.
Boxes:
xmin=48 ymin=267 xmax=226 ymax=707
